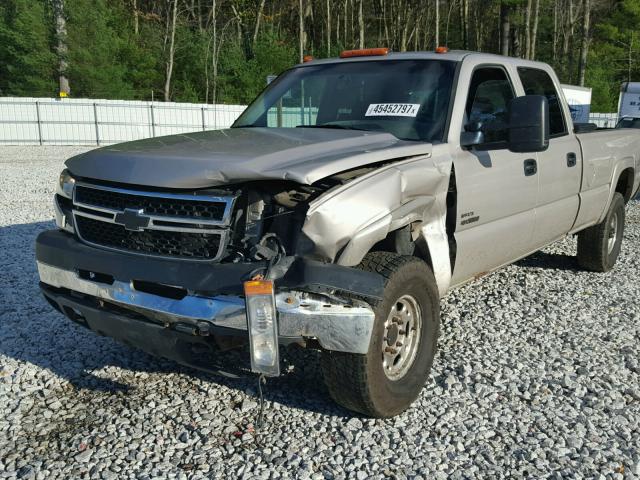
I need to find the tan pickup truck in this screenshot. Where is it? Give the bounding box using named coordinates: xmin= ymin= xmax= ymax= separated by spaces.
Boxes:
xmin=37 ymin=49 xmax=640 ymax=417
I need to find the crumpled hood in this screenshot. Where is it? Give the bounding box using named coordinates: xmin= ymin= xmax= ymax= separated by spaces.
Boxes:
xmin=66 ymin=127 xmax=432 ymax=188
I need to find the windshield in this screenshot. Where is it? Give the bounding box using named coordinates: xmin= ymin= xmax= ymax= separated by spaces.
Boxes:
xmin=233 ymin=59 xmax=457 ymax=142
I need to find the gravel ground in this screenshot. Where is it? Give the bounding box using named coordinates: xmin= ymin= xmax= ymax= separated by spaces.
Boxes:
xmin=1 ymin=145 xmax=639 ymax=480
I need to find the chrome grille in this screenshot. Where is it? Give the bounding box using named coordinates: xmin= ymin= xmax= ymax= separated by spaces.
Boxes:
xmin=72 ymin=183 xmax=236 ymax=261
xmin=75 ymin=185 xmax=227 ymax=222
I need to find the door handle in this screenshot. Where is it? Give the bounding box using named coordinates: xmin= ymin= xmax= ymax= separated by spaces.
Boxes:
xmin=567 ymin=152 xmax=577 ymax=167
xmin=524 ymin=158 xmax=537 ymax=176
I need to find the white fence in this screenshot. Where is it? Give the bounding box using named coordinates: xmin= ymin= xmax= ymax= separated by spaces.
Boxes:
xmin=0 ymin=97 xmax=623 ymax=145
xmin=588 ymin=112 xmax=618 ymax=128
xmin=0 ymin=97 xmax=246 ymax=146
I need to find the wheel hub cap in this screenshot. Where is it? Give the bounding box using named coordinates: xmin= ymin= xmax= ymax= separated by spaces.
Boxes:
xmin=386 ymin=324 xmax=399 ymax=346
xmin=382 ymin=295 xmax=422 ymax=380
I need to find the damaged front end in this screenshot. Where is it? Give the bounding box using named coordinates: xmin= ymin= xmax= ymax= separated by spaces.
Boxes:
xmin=38 ymin=138 xmax=454 ymax=377
xmin=37 ymin=175 xmax=385 ymax=376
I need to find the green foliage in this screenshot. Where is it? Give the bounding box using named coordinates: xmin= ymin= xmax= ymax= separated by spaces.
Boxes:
xmin=588 ymin=0 xmax=640 ymax=110
xmin=170 ymin=26 xmax=211 ymax=102
xmin=1 ymin=0 xmax=640 ymax=111
xmin=65 ymin=0 xmax=159 ymax=99
xmin=218 ymin=33 xmax=297 ymax=104
xmin=0 ymin=0 xmax=56 ymax=96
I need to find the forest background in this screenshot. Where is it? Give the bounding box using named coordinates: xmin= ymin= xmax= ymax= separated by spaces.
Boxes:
xmin=1 ymin=0 xmax=638 ymax=111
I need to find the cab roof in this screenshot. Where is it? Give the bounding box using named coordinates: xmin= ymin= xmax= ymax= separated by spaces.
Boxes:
xmin=298 ymin=50 xmax=550 ymax=70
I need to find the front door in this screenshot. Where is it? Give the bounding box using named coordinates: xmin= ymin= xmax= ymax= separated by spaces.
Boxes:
xmin=450 ymin=65 xmax=539 ymax=285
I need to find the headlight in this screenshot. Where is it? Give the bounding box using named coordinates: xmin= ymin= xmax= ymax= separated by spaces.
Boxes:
xmin=57 ymin=169 xmax=75 ymax=199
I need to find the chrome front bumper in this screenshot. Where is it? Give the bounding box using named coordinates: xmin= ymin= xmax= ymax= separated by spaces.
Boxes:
xmin=37 ymin=262 xmax=375 ymax=354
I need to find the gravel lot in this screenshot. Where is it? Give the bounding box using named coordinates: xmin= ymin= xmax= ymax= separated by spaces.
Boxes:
xmin=1 ymin=145 xmax=639 ymax=480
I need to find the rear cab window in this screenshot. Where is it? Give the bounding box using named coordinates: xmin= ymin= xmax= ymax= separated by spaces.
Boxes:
xmin=517 ymin=67 xmax=568 ymax=137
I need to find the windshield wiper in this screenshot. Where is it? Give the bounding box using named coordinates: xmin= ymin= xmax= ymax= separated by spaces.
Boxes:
xmin=296 ymin=124 xmax=372 ymax=131
xmin=235 ymin=123 xmax=377 ymax=133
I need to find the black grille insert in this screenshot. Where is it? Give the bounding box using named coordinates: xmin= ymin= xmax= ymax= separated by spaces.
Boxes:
xmin=75 ymin=186 xmax=227 ymax=221
xmin=75 ymin=215 xmax=223 ymax=259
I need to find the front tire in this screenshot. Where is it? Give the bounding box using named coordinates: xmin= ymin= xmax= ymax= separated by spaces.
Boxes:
xmin=321 ymin=252 xmax=440 ymax=418
xmin=577 ymin=192 xmax=625 ymax=272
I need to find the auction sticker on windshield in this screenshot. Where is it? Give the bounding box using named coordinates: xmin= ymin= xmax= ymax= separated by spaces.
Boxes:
xmin=365 ymin=103 xmax=421 ymax=117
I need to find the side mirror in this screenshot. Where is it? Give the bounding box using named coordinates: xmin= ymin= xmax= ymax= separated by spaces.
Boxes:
xmin=508 ymin=95 xmax=549 ymax=152
xmin=460 ymin=122 xmax=485 ymax=147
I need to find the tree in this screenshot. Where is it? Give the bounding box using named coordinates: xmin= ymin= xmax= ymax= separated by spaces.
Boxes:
xmin=164 ymin=0 xmax=178 ymax=101
xmin=0 ymin=0 xmax=56 ymax=96
xmin=530 ymin=0 xmax=540 ymax=59
xmin=434 ymin=0 xmax=439 ymax=47
xmin=358 ymin=0 xmax=364 ymax=48
xmin=252 ymin=0 xmax=266 ymax=47
xmin=586 ymin=0 xmax=640 ymax=110
xmin=500 ymin=1 xmax=510 ymax=56
xmin=52 ymin=0 xmax=70 ymax=96
xmin=0 ymin=0 xmax=633 ymax=111
xmin=578 ymin=0 xmax=591 ymax=86
xmin=524 ymin=0 xmax=531 ymax=58
xmin=299 ymin=0 xmax=305 ymax=61
xmin=65 ymin=0 xmax=155 ymax=99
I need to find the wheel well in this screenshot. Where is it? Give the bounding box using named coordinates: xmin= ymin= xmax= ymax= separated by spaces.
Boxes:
xmin=369 ymin=168 xmax=458 ymax=272
xmin=615 ymin=168 xmax=635 ymax=203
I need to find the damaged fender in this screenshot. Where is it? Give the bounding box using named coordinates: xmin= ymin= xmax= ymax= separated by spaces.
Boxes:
xmin=302 ymin=151 xmax=453 ymax=296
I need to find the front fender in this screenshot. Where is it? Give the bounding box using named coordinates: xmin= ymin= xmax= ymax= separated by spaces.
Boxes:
xmin=302 ymin=153 xmax=453 ymax=296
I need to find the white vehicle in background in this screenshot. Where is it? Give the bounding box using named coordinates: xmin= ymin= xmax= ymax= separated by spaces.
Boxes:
xmin=618 ymin=82 xmax=640 ymax=121
xmin=561 ymin=84 xmax=592 ymax=124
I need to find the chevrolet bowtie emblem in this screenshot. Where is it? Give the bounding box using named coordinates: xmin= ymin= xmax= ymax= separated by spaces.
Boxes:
xmin=114 ymin=208 xmax=151 ymax=231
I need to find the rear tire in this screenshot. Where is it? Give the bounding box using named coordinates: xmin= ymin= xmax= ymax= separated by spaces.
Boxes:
xmin=577 ymin=192 xmax=625 ymax=272
xmin=321 ymin=252 xmax=440 ymax=418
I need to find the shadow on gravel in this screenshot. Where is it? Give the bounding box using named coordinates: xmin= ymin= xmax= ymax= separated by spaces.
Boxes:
xmin=0 ymin=221 xmax=347 ymax=416
xmin=515 ymin=250 xmax=580 ymax=271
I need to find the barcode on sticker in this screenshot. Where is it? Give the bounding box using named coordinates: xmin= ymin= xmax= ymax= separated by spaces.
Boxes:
xmin=365 ymin=103 xmax=420 ymax=117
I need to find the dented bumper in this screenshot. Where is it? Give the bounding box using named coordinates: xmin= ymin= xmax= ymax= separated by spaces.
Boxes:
xmin=36 ymin=230 xmax=380 ymax=363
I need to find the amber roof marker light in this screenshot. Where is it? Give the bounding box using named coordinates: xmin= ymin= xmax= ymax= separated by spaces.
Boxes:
xmin=435 ymin=46 xmax=449 ymax=54
xmin=340 ymin=47 xmax=390 ymax=58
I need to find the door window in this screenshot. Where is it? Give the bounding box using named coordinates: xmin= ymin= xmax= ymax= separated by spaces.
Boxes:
xmin=517 ymin=67 xmax=567 ymax=136
xmin=464 ymin=67 xmax=515 ymax=146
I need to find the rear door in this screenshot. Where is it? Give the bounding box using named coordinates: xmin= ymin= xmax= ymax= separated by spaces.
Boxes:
xmin=450 ymin=62 xmax=538 ymax=285
xmin=517 ymin=67 xmax=581 ymax=246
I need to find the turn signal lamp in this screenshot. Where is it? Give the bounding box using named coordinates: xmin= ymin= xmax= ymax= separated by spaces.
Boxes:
xmin=340 ymin=47 xmax=390 ymax=58
xmin=244 ymin=280 xmax=280 ymax=376
xmin=435 ymin=46 xmax=449 ymax=54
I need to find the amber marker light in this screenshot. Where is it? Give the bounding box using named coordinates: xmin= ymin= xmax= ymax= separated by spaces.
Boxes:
xmin=340 ymin=47 xmax=390 ymax=58
xmin=243 ymin=279 xmax=280 ymax=376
